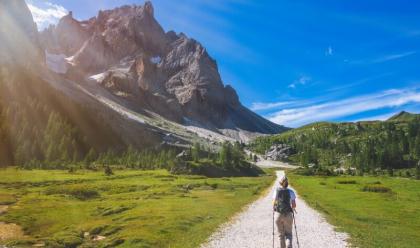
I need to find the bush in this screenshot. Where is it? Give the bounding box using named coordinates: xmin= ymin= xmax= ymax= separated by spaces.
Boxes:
xmin=68 ymin=167 xmax=76 ymax=174
xmin=361 ymin=185 xmax=392 ymax=193
xmin=104 ymin=166 xmax=113 ymax=176
xmin=337 ymin=180 xmax=357 ymax=184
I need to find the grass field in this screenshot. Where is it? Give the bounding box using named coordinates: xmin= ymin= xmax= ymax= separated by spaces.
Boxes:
xmin=0 ymin=168 xmax=274 ymax=248
xmin=289 ymin=173 xmax=420 ymax=248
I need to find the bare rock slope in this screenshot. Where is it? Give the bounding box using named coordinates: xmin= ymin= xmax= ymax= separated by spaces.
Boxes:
xmin=40 ymin=2 xmax=286 ymax=140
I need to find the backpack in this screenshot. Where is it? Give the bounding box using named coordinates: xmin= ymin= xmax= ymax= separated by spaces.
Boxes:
xmin=275 ymin=188 xmax=292 ymax=214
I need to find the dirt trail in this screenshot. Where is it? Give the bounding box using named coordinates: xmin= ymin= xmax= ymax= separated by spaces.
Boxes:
xmin=201 ymin=170 xmax=348 ymax=248
xmin=0 ymin=205 xmax=25 ymax=243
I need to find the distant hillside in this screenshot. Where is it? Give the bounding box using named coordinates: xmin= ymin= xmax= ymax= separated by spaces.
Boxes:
xmin=249 ymin=111 xmax=420 ymax=172
xmin=387 ymin=111 xmax=419 ymax=122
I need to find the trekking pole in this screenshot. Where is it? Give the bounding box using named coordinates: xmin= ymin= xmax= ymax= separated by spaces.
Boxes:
xmin=292 ymin=211 xmax=300 ymax=248
xmin=272 ymin=210 xmax=275 ymax=248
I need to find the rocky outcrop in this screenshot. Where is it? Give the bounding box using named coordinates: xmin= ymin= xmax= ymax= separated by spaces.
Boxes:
xmin=264 ymin=144 xmax=294 ymax=161
xmin=73 ymin=32 xmax=115 ymax=72
xmin=40 ymin=11 xmax=89 ymax=55
xmin=0 ymin=0 xmax=44 ymax=66
xmin=40 ymin=1 xmax=286 ymax=138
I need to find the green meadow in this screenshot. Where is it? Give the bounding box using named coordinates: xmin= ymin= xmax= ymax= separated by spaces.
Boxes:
xmin=0 ymin=168 xmax=274 ymax=248
xmin=289 ymin=173 xmax=420 ymax=248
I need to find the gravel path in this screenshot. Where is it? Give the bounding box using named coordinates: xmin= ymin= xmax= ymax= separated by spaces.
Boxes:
xmin=201 ymin=171 xmax=348 ymax=248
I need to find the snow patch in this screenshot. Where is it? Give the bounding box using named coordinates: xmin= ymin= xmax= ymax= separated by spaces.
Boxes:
xmin=65 ymin=56 xmax=75 ymax=66
xmin=46 ymin=51 xmax=68 ymax=74
xmin=89 ymin=72 xmax=107 ymax=82
xmin=150 ymin=56 xmax=161 ymax=64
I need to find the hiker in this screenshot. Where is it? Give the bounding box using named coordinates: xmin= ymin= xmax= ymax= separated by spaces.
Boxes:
xmin=273 ymin=175 xmax=296 ymax=248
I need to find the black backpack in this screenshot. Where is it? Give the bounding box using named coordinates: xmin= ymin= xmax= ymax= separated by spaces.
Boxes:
xmin=275 ymin=188 xmax=292 ymax=214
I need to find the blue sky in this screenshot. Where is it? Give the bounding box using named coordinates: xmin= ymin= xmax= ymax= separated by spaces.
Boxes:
xmin=27 ymin=0 xmax=420 ymax=127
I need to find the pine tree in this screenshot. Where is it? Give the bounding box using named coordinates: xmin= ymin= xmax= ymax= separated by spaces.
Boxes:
xmin=416 ymin=160 xmax=420 ymax=180
xmin=191 ymin=142 xmax=201 ymax=162
xmin=85 ymin=148 xmax=97 ymax=166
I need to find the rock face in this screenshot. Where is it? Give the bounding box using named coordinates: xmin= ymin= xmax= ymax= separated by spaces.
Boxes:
xmin=264 ymin=144 xmax=294 ymax=161
xmin=40 ymin=11 xmax=89 ymax=55
xmin=0 ymin=0 xmax=44 ymax=66
xmin=39 ymin=1 xmax=286 ymax=137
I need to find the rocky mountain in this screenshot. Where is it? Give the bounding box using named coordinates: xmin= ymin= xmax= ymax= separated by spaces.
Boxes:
xmin=1 ymin=0 xmax=286 ymax=167
xmin=38 ymin=2 xmax=285 ymax=141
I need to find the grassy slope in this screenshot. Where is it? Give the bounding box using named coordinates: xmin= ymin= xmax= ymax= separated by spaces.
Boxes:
xmin=0 ymin=168 xmax=274 ymax=248
xmin=289 ymin=173 xmax=420 ymax=248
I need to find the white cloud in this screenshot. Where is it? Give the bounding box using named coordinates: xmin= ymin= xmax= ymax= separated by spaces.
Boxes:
xmin=288 ymin=75 xmax=311 ymax=89
xmin=351 ymin=51 xmax=417 ymax=65
xmin=265 ymin=87 xmax=420 ymax=127
xmin=27 ymin=1 xmax=68 ymax=30
xmin=250 ymin=101 xmax=295 ymax=111
xmin=371 ymin=51 xmax=417 ymax=63
xmin=325 ymin=46 xmax=333 ymax=56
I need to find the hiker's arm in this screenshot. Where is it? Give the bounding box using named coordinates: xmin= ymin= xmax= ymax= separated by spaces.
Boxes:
xmin=291 ymin=199 xmax=296 ymax=209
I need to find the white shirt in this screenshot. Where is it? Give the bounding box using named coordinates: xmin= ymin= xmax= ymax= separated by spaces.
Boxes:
xmin=272 ymin=187 xmax=296 ymax=203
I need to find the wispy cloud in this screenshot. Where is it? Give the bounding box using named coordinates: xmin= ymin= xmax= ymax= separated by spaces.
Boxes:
xmin=322 ymin=72 xmax=394 ymax=93
xmin=265 ymin=87 xmax=420 ymax=127
xmin=351 ymin=51 xmax=417 ymax=65
xmin=325 ymin=46 xmax=333 ymax=56
xmin=26 ymin=1 xmax=67 ymax=30
xmin=250 ymin=101 xmax=295 ymax=111
xmin=371 ymin=51 xmax=417 ymax=63
xmin=288 ymin=75 xmax=311 ymax=89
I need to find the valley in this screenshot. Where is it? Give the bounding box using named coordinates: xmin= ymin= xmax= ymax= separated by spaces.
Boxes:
xmin=0 ymin=168 xmax=274 ymax=247
xmin=0 ymin=0 xmax=419 ymax=247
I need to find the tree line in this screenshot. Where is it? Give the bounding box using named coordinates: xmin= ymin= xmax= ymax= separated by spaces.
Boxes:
xmin=251 ymin=119 xmax=420 ymax=175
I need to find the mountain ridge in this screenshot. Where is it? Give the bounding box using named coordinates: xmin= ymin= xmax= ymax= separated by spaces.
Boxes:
xmin=0 ymin=0 xmax=286 ymax=168
xmin=38 ymin=1 xmax=286 ymax=140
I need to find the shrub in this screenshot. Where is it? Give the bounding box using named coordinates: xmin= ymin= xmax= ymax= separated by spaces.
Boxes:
xmin=416 ymin=160 xmax=420 ymax=180
xmin=337 ymin=180 xmax=357 ymax=184
xmin=361 ymin=185 xmax=392 ymax=193
xmin=104 ymin=166 xmax=114 ymax=176
xmin=68 ymin=167 xmax=76 ymax=174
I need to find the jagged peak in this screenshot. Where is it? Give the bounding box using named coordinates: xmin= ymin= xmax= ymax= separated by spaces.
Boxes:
xmin=144 ymin=1 xmax=154 ymax=16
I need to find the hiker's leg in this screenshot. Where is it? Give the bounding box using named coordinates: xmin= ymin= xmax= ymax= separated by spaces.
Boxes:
xmin=284 ymin=213 xmax=294 ymax=248
xmin=276 ymin=214 xmax=286 ymax=248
